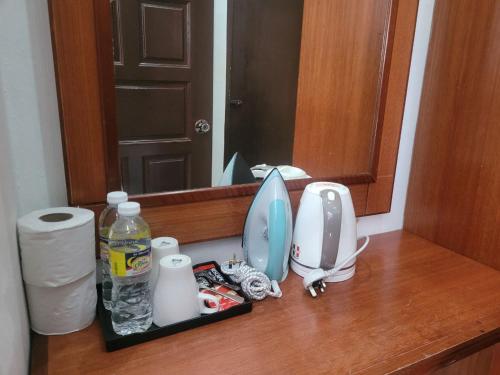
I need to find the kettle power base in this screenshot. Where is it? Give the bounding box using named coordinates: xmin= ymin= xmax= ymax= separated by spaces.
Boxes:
xmin=290 ymin=260 xmax=356 ymax=283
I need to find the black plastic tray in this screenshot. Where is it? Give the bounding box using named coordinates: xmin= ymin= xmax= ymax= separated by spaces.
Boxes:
xmin=97 ymin=261 xmax=252 ymax=351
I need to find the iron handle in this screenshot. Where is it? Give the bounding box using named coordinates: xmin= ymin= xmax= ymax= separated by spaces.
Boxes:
xmin=195 ymin=119 xmax=211 ymax=134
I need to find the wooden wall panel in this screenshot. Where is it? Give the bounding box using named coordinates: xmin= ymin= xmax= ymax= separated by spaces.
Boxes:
xmin=49 ymin=0 xmax=109 ymax=204
xmin=293 ymin=0 xmax=395 ymax=178
xmin=405 ymin=0 xmax=500 ymax=270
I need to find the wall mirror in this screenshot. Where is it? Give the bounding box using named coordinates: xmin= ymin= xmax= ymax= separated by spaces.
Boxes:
xmin=112 ymin=0 xmax=305 ymax=194
xmin=49 ymin=0 xmax=419 ymax=244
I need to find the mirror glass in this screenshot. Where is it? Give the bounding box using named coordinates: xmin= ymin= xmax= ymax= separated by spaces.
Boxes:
xmin=110 ymin=0 xmax=306 ymax=194
xmin=109 ymin=0 xmax=394 ymax=195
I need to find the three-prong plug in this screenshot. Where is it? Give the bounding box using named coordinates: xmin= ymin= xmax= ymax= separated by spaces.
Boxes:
xmin=303 ymin=268 xmax=328 ymax=297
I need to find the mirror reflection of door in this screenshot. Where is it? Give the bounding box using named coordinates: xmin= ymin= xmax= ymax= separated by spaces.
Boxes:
xmin=225 ymin=0 xmax=304 ymax=168
xmin=110 ymin=0 xmax=213 ymax=195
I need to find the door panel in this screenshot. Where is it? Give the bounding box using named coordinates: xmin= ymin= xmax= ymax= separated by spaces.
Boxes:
xmin=111 ymin=0 xmax=212 ymax=194
xmin=143 ymin=154 xmax=189 ymax=193
xmin=115 ymin=83 xmax=189 ymax=139
xmin=141 ymin=3 xmax=187 ymax=64
xmin=225 ymin=0 xmax=304 ymax=167
xmin=119 ymin=142 xmax=191 ymax=194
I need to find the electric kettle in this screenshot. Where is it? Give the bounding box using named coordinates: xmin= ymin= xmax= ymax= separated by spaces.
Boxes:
xmin=290 ymin=182 xmax=370 ymax=296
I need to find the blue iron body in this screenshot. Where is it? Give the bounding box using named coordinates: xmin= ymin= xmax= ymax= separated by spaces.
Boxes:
xmin=242 ymin=168 xmax=292 ymax=282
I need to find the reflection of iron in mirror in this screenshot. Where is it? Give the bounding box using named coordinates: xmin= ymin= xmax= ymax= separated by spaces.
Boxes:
xmin=110 ymin=0 xmax=304 ymax=194
xmin=219 ymin=153 xmax=255 ymax=187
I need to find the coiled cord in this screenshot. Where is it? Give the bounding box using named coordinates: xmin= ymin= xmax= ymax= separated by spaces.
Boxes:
xmin=220 ymin=260 xmax=282 ymax=300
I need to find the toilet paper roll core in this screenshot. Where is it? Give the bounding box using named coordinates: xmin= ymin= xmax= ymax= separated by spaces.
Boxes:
xmin=39 ymin=213 xmax=74 ymax=222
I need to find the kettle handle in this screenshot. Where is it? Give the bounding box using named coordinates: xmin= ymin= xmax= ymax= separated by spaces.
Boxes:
xmin=319 ymin=189 xmax=342 ymax=270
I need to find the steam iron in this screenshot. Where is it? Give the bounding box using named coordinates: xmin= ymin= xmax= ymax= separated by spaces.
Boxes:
xmin=218 ymin=152 xmax=256 ymax=186
xmin=242 ymin=168 xmax=292 ymax=282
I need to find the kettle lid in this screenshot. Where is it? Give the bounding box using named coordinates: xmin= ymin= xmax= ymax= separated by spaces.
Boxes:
xmin=305 ymin=182 xmax=350 ymax=196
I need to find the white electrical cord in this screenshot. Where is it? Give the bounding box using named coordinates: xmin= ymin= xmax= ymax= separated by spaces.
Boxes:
xmin=303 ymin=236 xmax=370 ymax=296
xmin=324 ymin=235 xmax=370 ymax=278
xmin=220 ymin=260 xmax=282 ymax=300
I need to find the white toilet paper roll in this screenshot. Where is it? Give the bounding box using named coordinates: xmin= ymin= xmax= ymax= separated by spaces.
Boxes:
xmin=151 ymin=237 xmax=179 ymax=289
xmin=18 ymin=207 xmax=95 ymax=287
xmin=26 ymin=270 xmax=97 ymax=335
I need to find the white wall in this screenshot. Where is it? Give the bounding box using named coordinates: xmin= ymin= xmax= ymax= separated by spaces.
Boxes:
xmin=211 ymin=0 xmax=228 ymax=185
xmin=1 ymin=0 xmax=67 ymax=217
xmin=0 ymin=0 xmax=67 ymax=372
xmin=182 ymin=236 xmax=244 ymax=265
xmin=0 ymin=97 xmax=30 ymax=375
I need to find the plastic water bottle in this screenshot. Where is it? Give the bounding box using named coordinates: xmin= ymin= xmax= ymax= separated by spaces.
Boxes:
xmin=98 ymin=191 xmax=128 ymax=310
xmin=109 ymin=202 xmax=153 ymax=335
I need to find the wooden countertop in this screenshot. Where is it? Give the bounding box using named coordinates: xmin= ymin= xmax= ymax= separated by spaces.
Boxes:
xmin=32 ymin=231 xmax=500 ymax=374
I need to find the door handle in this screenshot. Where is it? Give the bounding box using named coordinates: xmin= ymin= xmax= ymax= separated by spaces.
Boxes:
xmin=230 ymin=99 xmax=244 ymax=107
xmin=194 ymin=119 xmax=211 ymax=134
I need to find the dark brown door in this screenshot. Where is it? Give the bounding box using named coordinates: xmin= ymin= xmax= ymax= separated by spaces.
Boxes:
xmin=110 ymin=0 xmax=213 ymax=194
xmin=225 ymin=0 xmax=304 ymax=167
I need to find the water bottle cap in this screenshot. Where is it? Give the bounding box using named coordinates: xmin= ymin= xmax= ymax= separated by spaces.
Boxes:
xmin=107 ymin=191 xmax=128 ymax=205
xmin=118 ymin=202 xmax=140 ymax=216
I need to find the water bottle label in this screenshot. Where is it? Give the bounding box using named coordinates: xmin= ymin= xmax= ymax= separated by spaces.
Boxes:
xmin=109 ymin=239 xmax=152 ymax=277
xmin=99 ymin=235 xmax=109 ymax=261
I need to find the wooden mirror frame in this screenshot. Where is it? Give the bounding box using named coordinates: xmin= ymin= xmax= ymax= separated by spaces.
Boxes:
xmin=48 ymin=0 xmax=418 ymax=244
